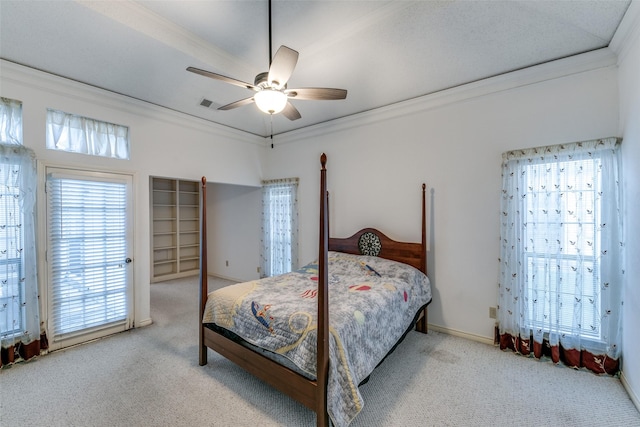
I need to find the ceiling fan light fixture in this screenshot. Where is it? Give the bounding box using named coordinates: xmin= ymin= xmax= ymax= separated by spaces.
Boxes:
xmin=254 ymin=88 xmax=287 ymax=115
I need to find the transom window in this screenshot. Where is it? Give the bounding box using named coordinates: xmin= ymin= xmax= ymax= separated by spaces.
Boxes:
xmin=45 ymin=108 xmax=130 ymax=159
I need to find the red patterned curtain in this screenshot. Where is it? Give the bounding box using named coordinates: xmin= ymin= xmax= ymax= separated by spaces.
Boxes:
xmin=499 ymin=332 xmax=618 ymax=375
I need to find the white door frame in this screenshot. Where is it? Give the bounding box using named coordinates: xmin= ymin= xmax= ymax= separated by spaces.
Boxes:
xmin=42 ymin=165 xmax=134 ymax=351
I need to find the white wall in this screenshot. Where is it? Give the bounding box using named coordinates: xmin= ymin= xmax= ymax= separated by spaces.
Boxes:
xmin=0 ymin=60 xmax=265 ymax=328
xmin=207 ymin=182 xmax=262 ymax=282
xmin=264 ymin=52 xmax=620 ymax=343
xmin=616 ymin=3 xmax=640 ymax=410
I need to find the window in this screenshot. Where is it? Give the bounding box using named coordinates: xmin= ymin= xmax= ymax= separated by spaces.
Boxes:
xmin=522 ymin=158 xmax=601 ymax=339
xmin=261 ymin=178 xmax=299 ymax=277
xmin=0 ymin=98 xmax=43 ymax=366
xmin=45 ymin=108 xmax=130 ymax=159
xmin=0 ymin=97 xmax=23 ymax=146
xmin=0 ymin=161 xmax=26 ymax=338
xmin=498 ymin=137 xmax=623 ymax=373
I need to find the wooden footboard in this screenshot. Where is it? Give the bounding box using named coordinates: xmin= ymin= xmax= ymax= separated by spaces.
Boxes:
xmin=203 ymin=327 xmax=320 ymax=409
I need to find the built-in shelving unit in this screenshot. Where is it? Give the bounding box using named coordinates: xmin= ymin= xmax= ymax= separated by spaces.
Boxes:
xmin=150 ymin=177 xmax=200 ymax=282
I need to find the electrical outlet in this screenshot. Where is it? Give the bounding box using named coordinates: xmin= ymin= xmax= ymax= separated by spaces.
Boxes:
xmin=489 ymin=306 xmax=497 ymax=319
xmin=225 ymin=260 xmax=229 ymax=267
xmin=257 ymin=266 xmax=260 ymax=273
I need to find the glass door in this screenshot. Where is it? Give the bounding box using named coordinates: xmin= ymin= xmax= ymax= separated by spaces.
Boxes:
xmin=46 ymin=168 xmax=133 ymax=349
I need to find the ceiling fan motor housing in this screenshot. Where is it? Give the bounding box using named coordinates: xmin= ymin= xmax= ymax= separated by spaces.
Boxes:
xmin=255 ymin=71 xmax=285 ymax=90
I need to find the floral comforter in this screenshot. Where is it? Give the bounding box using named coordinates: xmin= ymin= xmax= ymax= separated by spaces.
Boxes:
xmin=202 ymin=251 xmax=431 ymax=426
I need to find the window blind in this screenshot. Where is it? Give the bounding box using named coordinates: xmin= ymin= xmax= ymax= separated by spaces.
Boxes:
xmin=47 ymin=175 xmax=129 ymax=339
xmin=522 ymin=158 xmax=600 ymax=339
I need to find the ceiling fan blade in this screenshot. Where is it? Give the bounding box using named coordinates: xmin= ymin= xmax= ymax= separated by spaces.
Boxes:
xmin=282 ymin=102 xmax=302 ymax=121
xmin=218 ymin=97 xmax=255 ymax=111
xmin=187 ymin=66 xmax=257 ymax=91
xmin=285 ymin=87 xmax=347 ymax=100
xmin=268 ymin=46 xmax=299 ymax=88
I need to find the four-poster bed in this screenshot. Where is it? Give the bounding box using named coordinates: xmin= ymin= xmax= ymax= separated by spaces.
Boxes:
xmin=198 ymin=153 xmax=431 ymax=426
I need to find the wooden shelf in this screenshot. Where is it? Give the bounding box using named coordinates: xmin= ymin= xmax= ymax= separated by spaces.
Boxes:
xmin=150 ymin=177 xmax=200 ymax=282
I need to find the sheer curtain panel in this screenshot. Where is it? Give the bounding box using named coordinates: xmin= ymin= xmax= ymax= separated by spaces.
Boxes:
xmin=0 ymin=98 xmax=23 ymax=145
xmin=498 ymin=137 xmax=623 ymax=375
xmin=46 ymin=109 xmax=130 ymax=159
xmin=261 ymin=178 xmax=299 ymax=277
xmin=0 ymin=98 xmax=45 ymax=367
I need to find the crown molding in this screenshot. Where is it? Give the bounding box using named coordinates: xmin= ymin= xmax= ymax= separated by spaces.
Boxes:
xmin=0 ymin=59 xmax=262 ymax=146
xmin=273 ymin=48 xmax=618 ymax=145
xmin=2 ymin=42 xmax=619 ymax=149
xmin=610 ymin=0 xmax=640 ymax=65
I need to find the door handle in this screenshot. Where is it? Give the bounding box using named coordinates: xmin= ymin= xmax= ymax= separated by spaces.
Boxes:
xmin=125 ymin=258 xmax=132 ymax=263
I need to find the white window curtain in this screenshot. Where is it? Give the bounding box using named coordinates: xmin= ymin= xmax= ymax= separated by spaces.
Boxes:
xmin=0 ymin=98 xmax=23 ymax=146
xmin=261 ymin=178 xmax=299 ymax=277
xmin=45 ymin=109 xmax=130 ymax=160
xmin=498 ymin=137 xmax=623 ymax=375
xmin=0 ymin=98 xmax=44 ymax=367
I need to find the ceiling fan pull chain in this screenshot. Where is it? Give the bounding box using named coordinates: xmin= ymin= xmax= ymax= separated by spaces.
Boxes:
xmin=270 ymin=115 xmax=274 ymax=149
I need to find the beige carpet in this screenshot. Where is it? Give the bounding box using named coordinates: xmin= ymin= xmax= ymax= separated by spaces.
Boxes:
xmin=1 ymin=276 xmax=638 ymax=426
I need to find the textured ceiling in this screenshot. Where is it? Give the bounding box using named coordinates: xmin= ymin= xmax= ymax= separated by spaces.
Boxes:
xmin=0 ymin=1 xmax=632 ymax=137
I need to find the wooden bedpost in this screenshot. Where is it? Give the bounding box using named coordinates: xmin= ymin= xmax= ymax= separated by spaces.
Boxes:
xmin=421 ymin=183 xmax=426 ymax=274
xmin=416 ymin=183 xmax=428 ymax=333
xmin=317 ymin=154 xmax=329 ymax=427
xmin=199 ymin=176 xmax=208 ymax=366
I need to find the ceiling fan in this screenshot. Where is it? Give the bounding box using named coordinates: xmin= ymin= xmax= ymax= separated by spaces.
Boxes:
xmin=186 ymin=0 xmax=347 ymax=121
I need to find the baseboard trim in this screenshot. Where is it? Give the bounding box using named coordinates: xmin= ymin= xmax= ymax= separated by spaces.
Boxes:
xmin=136 ymin=318 xmax=153 ymax=328
xmin=427 ymin=323 xmax=495 ymax=346
xmin=209 ymin=273 xmax=249 ymax=284
xmin=620 ymin=371 xmax=640 ymax=413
